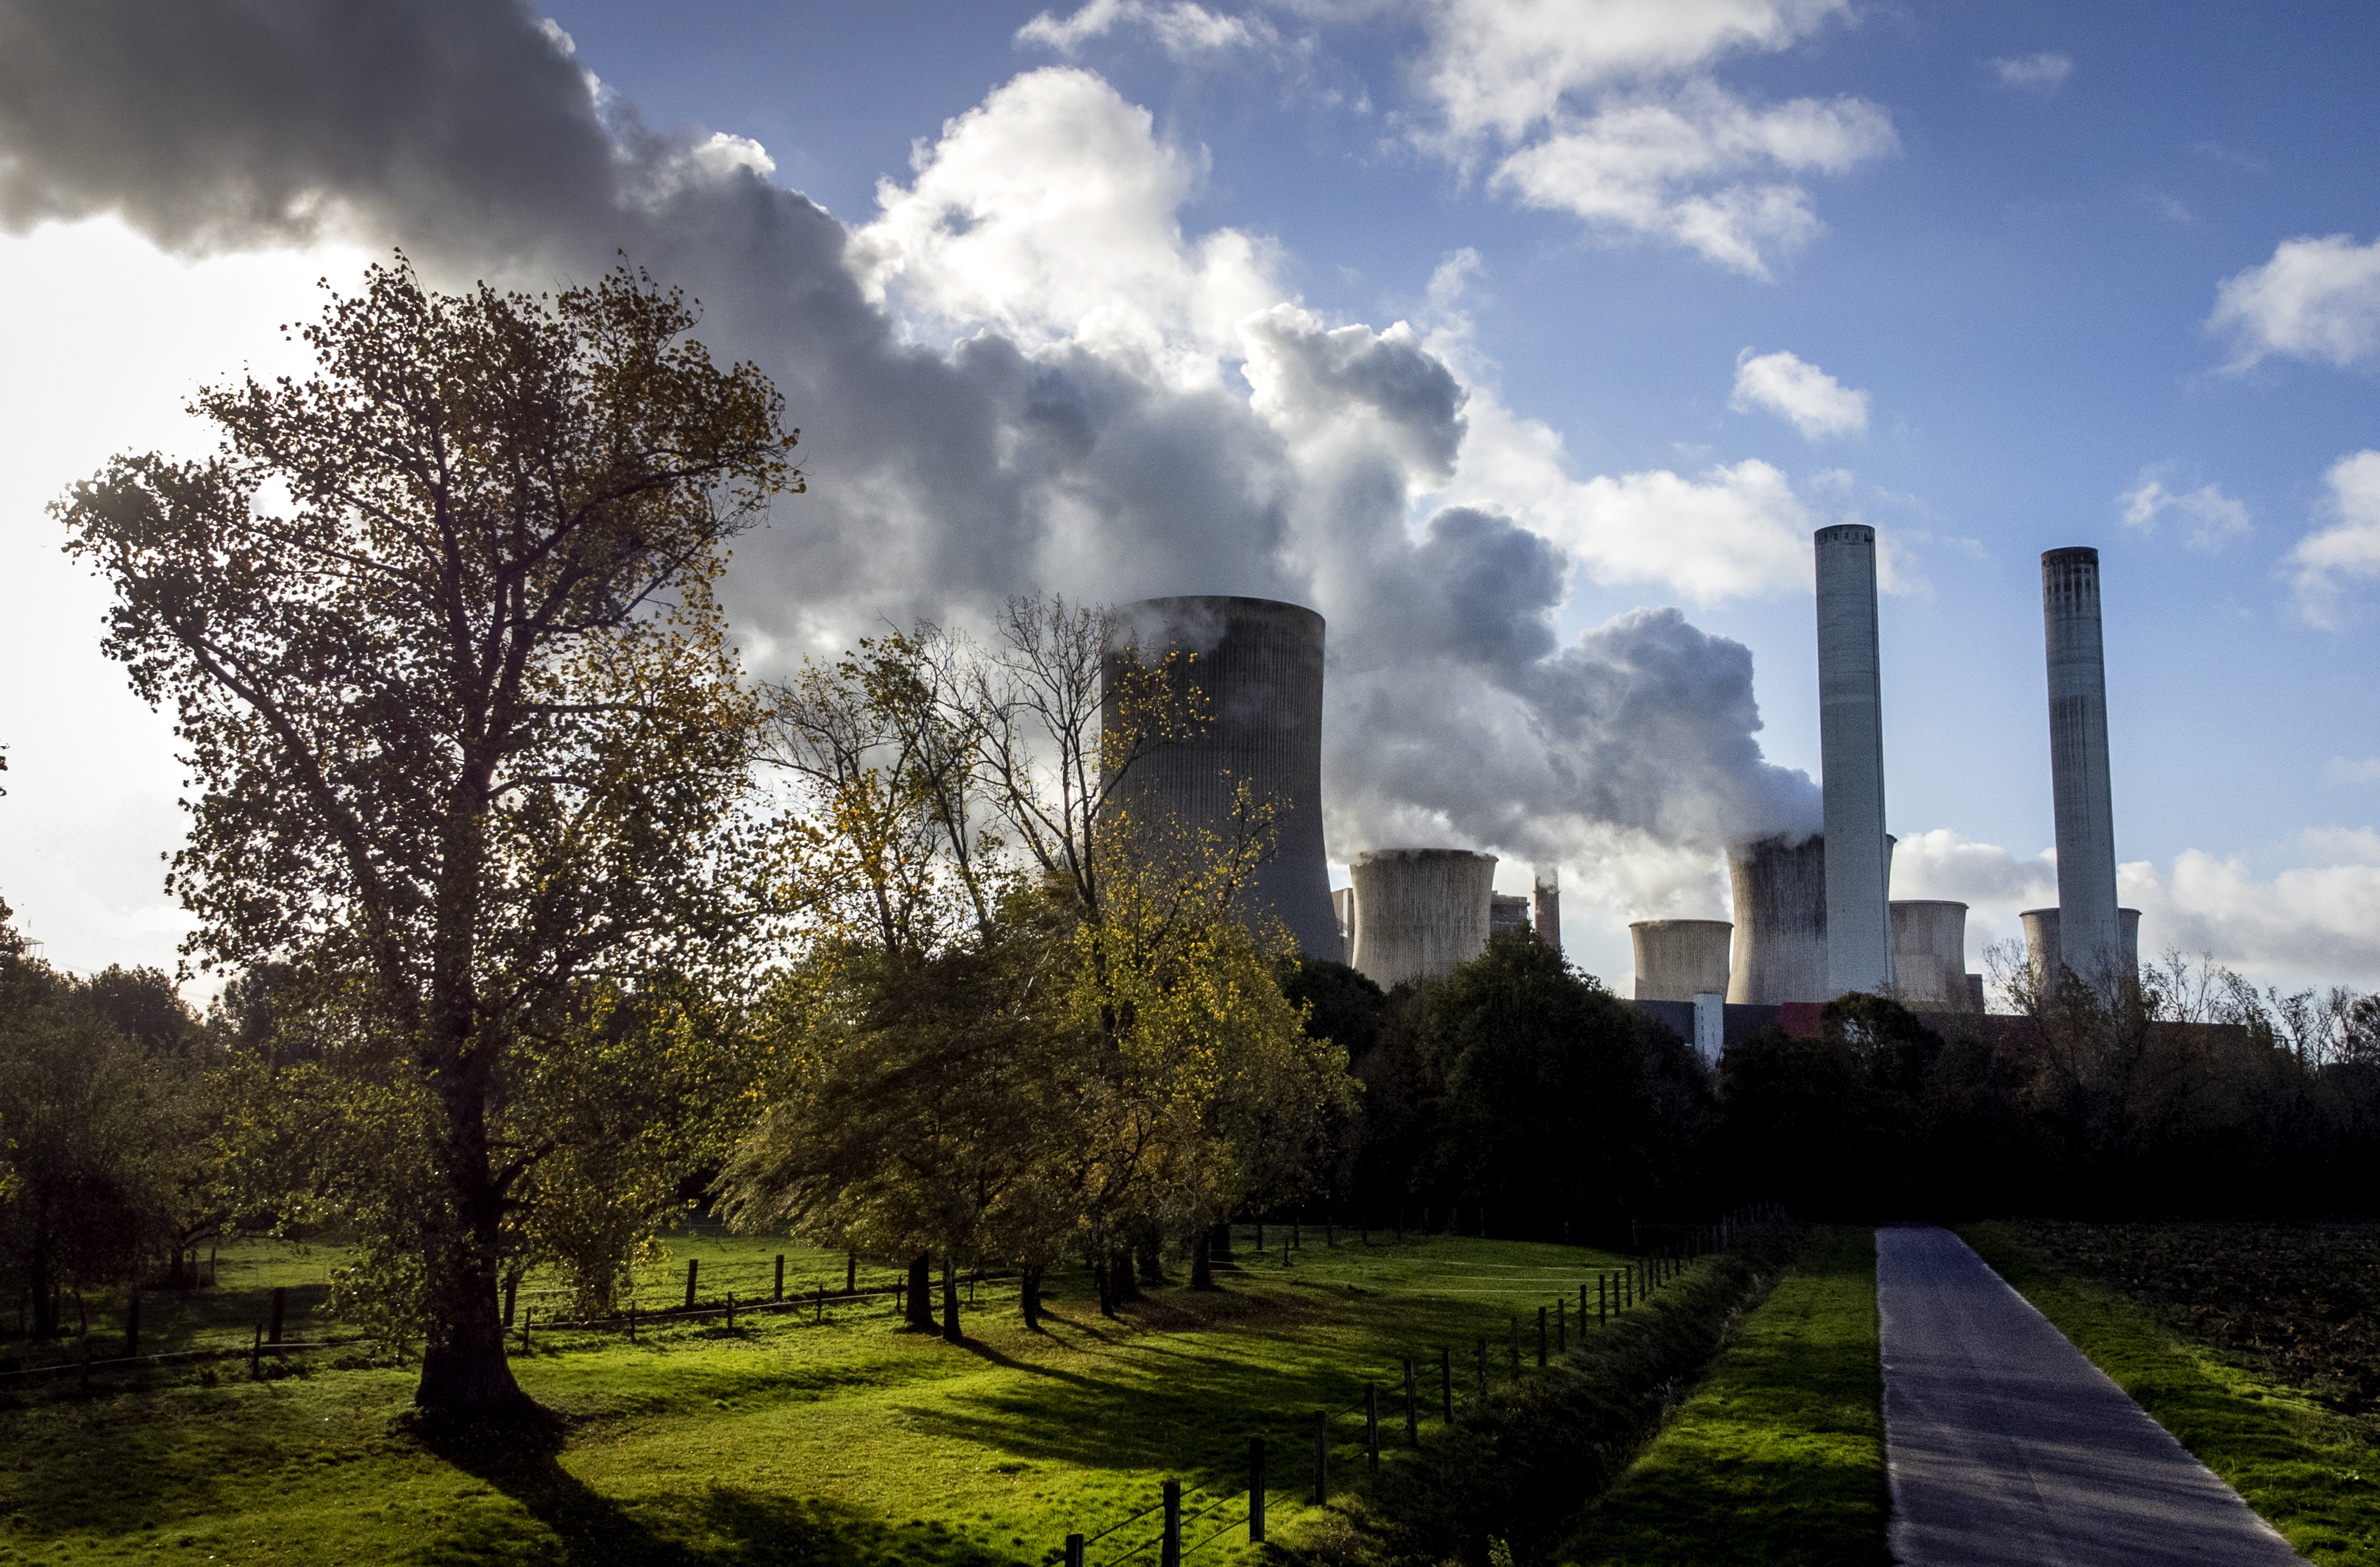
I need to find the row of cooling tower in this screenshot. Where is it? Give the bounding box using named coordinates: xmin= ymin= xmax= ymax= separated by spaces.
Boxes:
xmin=1103 ymin=527 xmax=2136 ymax=1012
xmin=1631 ymin=868 xmax=2141 ymax=1009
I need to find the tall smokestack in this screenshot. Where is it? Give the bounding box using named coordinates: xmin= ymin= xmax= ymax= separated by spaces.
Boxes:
xmin=1814 ymin=525 xmax=1894 ymax=997
xmin=2042 ymin=548 xmax=2123 ymax=984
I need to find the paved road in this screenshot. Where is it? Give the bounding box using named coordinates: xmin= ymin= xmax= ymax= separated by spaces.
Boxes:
xmin=1876 ymin=1226 xmax=2305 ymax=1566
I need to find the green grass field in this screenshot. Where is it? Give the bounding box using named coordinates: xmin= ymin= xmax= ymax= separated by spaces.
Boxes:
xmin=0 ymin=1223 xmax=1655 ymax=1566
xmin=1961 ymin=1220 xmax=2380 ymax=1567
xmin=1559 ymin=1225 xmax=1888 ymax=1567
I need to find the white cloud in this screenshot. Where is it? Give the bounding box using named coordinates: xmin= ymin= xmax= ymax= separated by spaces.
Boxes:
xmin=2284 ymin=450 xmax=2380 ymax=627
xmin=1729 ymin=347 xmax=1868 ymax=438
xmin=848 ymin=68 xmax=1281 ymax=387
xmin=1017 ymin=0 xmax=1281 ymax=60
xmin=2117 ymin=468 xmax=2252 ymax=552
xmin=2324 ymin=756 xmax=2380 ymax=786
xmin=1889 ymin=828 xmax=2380 ymax=991
xmin=2209 ymin=232 xmax=2380 ymax=370
xmin=1989 ymin=52 xmax=2072 ymax=91
xmin=1402 ymin=0 xmax=1894 ymax=278
xmin=2123 ymin=848 xmax=2380 ymax=990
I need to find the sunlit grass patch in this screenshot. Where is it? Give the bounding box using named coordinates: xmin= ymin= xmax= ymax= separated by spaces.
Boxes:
xmin=0 ymin=1226 xmax=1640 ymax=1566
xmin=1560 ymin=1224 xmax=1888 ymax=1567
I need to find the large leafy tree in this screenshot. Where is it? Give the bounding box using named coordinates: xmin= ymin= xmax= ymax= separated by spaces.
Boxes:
xmin=58 ymin=259 xmax=795 ymax=1423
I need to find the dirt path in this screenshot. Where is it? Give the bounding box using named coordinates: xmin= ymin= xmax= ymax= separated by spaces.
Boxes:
xmin=1875 ymin=1225 xmax=2303 ymax=1566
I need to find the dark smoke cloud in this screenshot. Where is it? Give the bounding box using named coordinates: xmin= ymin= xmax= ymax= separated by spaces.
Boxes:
xmin=0 ymin=0 xmax=1817 ymax=895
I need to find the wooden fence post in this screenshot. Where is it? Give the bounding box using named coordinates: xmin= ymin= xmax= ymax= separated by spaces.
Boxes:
xmin=1248 ymin=1436 xmax=1266 ymax=1542
xmin=1065 ymin=1533 xmax=1085 ymax=1567
xmin=1161 ymin=1479 xmax=1182 ymax=1567
xmin=684 ymin=1259 xmax=698 ymax=1311
xmin=249 ymin=1324 xmax=263 ymax=1379
xmin=727 ymin=1292 xmax=736 ymax=1332
xmin=1403 ymin=1359 xmax=1418 ymax=1446
xmin=502 ymin=1279 xmax=516 ymax=1328
xmin=268 ymin=1286 xmax=286 ymax=1344
xmin=774 ymin=1255 xmax=785 ymax=1301
xmin=1312 ymin=1410 xmax=1327 ymax=1504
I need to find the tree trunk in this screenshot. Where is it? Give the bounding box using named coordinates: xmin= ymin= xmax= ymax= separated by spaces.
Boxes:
xmin=1210 ymin=1220 xmax=1234 ymax=1260
xmin=905 ymin=1251 xmax=934 ymax=1330
xmin=1020 ymin=1263 xmax=1043 ymax=1331
xmin=1190 ymin=1229 xmax=1215 ymax=1290
xmin=1136 ymin=1234 xmax=1165 ymax=1287
xmin=29 ymin=1235 xmax=54 ymax=1339
xmin=412 ymin=1045 xmax=538 ymax=1425
xmin=1093 ymin=1257 xmax=1115 ymax=1318
xmin=940 ymin=1254 xmax=962 ymax=1344
xmin=1112 ymin=1246 xmax=1143 ymax=1303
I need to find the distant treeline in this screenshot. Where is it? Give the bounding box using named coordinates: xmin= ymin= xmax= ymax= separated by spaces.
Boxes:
xmin=1296 ymin=937 xmax=2380 ymax=1230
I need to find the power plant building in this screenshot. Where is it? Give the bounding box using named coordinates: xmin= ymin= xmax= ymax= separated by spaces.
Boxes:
xmin=1104 ymin=596 xmax=1339 ymax=958
xmin=1532 ymin=869 xmax=1561 ymax=955
xmin=1814 ymin=525 xmax=1896 ymax=997
xmin=2041 ymin=549 xmax=2126 ymax=986
xmin=1490 ymin=894 xmax=1531 ymax=939
xmin=1347 ymin=848 xmax=1496 ymax=989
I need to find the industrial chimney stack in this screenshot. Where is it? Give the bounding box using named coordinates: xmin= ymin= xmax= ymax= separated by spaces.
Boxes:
xmin=2041 ymin=549 xmax=2123 ymax=985
xmin=1814 ymin=525 xmax=1894 ymax=997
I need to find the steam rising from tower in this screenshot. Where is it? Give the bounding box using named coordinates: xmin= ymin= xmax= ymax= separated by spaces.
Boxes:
xmin=2041 ymin=548 xmax=2123 ymax=984
xmin=1814 ymin=525 xmax=1894 ymax=996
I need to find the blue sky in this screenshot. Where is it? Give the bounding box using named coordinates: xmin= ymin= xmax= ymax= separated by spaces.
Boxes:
xmin=1 ymin=0 xmax=2376 ymax=994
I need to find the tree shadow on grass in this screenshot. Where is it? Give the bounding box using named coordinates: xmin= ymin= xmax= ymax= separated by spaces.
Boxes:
xmin=419 ymin=1421 xmax=1038 ymax=1567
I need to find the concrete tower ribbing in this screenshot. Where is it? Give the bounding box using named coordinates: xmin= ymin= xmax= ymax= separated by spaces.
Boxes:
xmin=1105 ymin=597 xmax=1339 ymax=958
xmin=2041 ymin=549 xmax=2123 ymax=984
xmin=1631 ymin=920 xmax=1734 ymax=1002
xmin=1815 ymin=525 xmax=1895 ymax=997
xmin=1349 ymin=848 xmax=1496 ymax=989
xmin=1727 ymin=834 xmax=1828 ymax=1004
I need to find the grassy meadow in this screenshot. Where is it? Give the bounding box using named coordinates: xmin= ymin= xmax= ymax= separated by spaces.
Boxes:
xmin=0 ymin=1223 xmax=1651 ymax=1566
xmin=1560 ymin=1225 xmax=1888 ymax=1567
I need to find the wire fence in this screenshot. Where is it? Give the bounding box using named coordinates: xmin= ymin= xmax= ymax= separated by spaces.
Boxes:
xmin=1051 ymin=1202 xmax=1789 ymax=1566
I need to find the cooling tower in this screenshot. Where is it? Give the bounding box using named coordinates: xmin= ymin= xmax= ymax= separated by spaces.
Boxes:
xmin=2022 ymin=907 xmax=2137 ymax=994
xmin=1104 ymin=597 xmax=1338 ymax=957
xmin=1490 ymin=894 xmax=1531 ymax=939
xmin=1889 ymin=900 xmax=1970 ymax=1009
xmin=1815 ymin=525 xmax=1895 ymax=996
xmin=2020 ymin=907 xmax=2060 ymax=992
xmin=2042 ymin=549 xmax=2124 ymax=987
xmin=1632 ymin=920 xmax=1734 ymax=1003
xmin=1349 ymin=848 xmax=1496 ymax=989
xmin=1727 ymin=834 xmax=1827 ymax=1004
xmin=1532 ymin=867 xmax=1561 ymax=953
